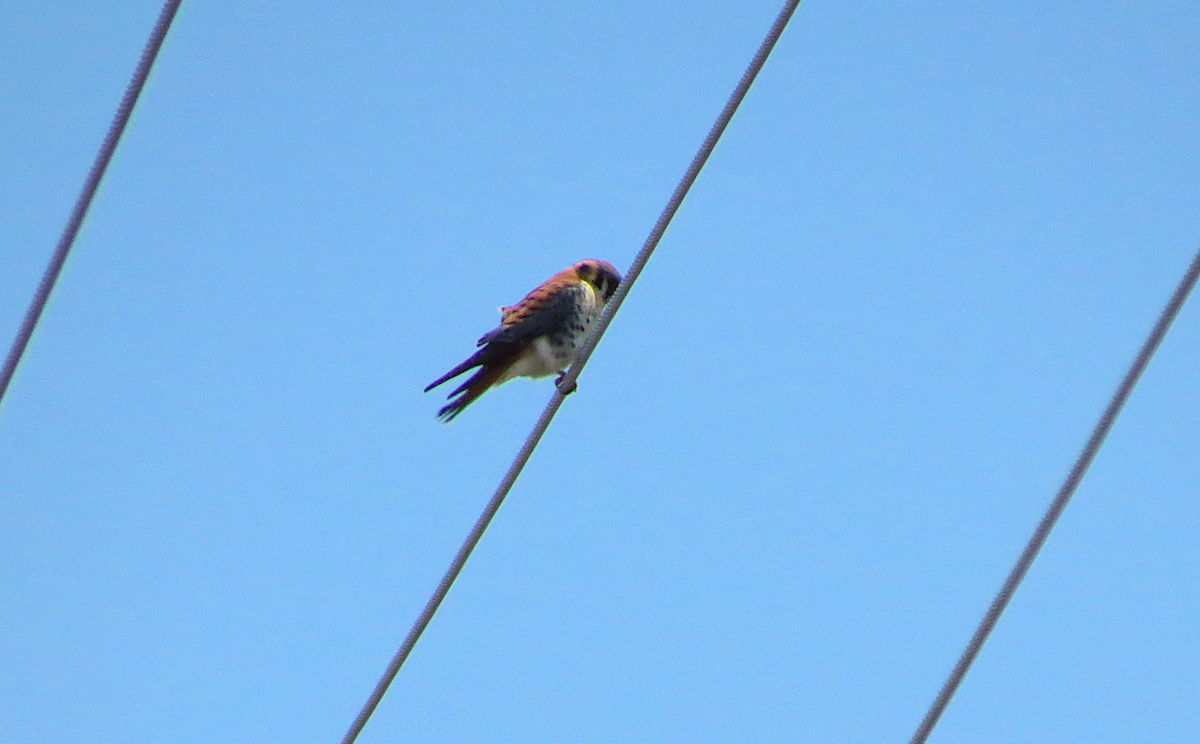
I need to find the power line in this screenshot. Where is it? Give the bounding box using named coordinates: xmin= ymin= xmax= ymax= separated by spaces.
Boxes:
xmin=337 ymin=2 xmax=802 ymax=742
xmin=909 ymin=245 xmax=1200 ymax=744
xmin=0 ymin=0 xmax=183 ymax=409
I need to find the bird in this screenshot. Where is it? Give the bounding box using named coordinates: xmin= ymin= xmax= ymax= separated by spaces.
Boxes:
xmin=425 ymin=258 xmax=622 ymax=422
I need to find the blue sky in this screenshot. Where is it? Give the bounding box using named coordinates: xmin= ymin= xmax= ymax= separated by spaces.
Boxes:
xmin=2 ymin=1 xmax=1198 ymax=741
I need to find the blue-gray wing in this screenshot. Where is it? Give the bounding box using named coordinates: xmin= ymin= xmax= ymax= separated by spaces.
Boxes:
xmin=475 ymin=283 xmax=579 ymax=347
xmin=425 ymin=284 xmax=578 ymax=394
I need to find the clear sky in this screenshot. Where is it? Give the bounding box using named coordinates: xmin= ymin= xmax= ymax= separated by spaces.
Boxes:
xmin=2 ymin=1 xmax=1198 ymax=742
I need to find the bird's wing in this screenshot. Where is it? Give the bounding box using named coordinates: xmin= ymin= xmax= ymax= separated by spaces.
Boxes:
xmin=476 ymin=280 xmax=579 ymax=347
xmin=424 ymin=281 xmax=578 ymax=394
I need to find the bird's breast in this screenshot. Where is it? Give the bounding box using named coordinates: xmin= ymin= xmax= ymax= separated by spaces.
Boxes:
xmin=545 ymin=283 xmax=603 ymax=352
xmin=500 ymin=283 xmax=604 ymax=383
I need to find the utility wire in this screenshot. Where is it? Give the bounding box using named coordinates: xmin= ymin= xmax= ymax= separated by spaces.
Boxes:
xmin=0 ymin=0 xmax=183 ymax=408
xmin=338 ymin=2 xmax=802 ymax=742
xmin=909 ymin=245 xmax=1200 ymax=744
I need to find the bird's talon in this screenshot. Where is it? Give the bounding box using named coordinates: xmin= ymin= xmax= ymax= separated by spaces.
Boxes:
xmin=556 ymin=376 xmax=578 ymax=395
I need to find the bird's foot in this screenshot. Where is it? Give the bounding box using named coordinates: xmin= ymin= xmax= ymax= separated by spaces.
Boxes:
xmin=555 ymin=374 xmax=577 ymax=395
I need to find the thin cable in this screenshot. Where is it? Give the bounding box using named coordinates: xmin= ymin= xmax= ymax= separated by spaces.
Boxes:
xmin=0 ymin=0 xmax=183 ymax=409
xmin=338 ymin=2 xmax=802 ymax=742
xmin=910 ymin=245 xmax=1200 ymax=744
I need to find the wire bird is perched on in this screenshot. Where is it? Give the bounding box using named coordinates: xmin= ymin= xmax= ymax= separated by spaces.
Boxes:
xmin=425 ymin=259 xmax=622 ymax=421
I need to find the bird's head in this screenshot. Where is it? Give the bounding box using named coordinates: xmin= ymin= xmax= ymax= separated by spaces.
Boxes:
xmin=574 ymin=259 xmax=622 ymax=301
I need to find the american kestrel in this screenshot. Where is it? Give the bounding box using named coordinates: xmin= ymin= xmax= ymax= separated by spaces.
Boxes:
xmin=425 ymin=258 xmax=622 ymax=421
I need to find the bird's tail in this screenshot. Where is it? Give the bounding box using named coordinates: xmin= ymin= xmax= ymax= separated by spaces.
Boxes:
xmin=436 ymin=364 xmax=506 ymax=422
xmin=424 ymin=350 xmax=486 ymax=393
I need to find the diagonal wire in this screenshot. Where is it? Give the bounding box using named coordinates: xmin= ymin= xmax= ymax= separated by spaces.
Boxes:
xmin=0 ymin=0 xmax=183 ymax=409
xmin=910 ymin=245 xmax=1200 ymax=744
xmin=338 ymin=2 xmax=802 ymax=742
